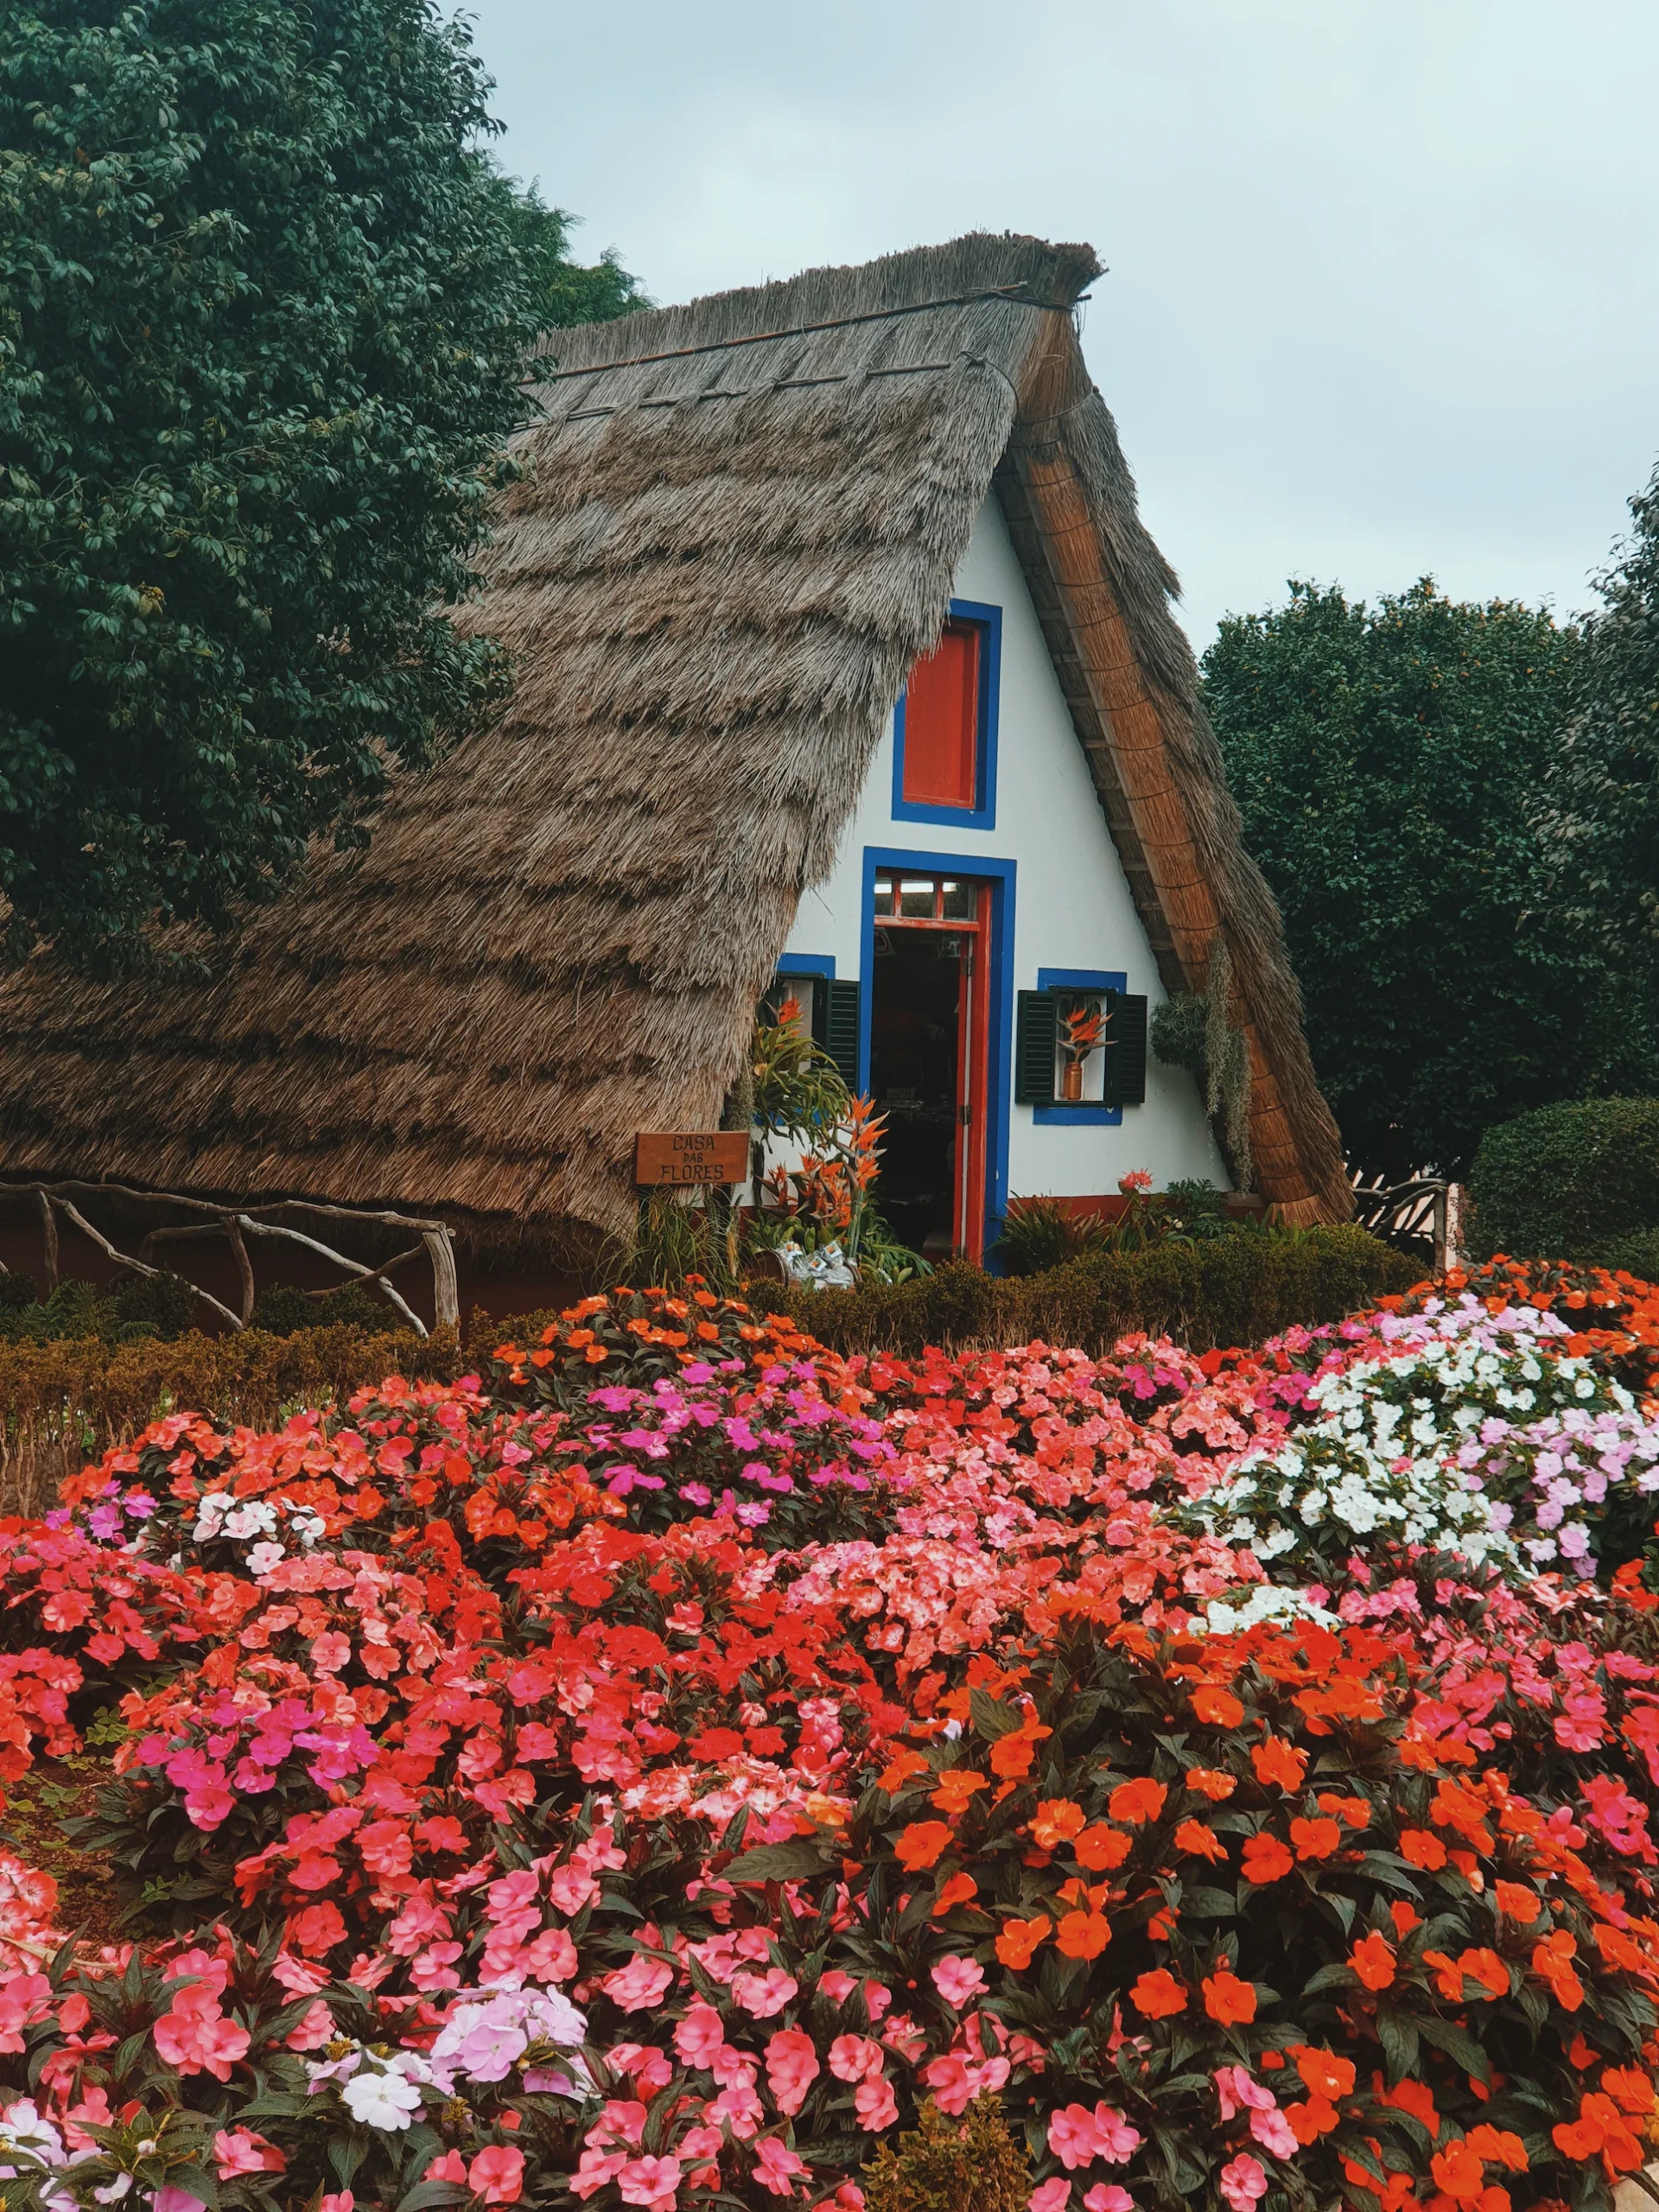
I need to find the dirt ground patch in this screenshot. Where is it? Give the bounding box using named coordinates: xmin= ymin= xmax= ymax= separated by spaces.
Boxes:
xmin=3 ymin=1750 xmax=127 ymax=1947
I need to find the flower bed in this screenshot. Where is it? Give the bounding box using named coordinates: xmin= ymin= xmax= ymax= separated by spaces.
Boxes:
xmin=1 ymin=1272 xmax=1658 ymax=2209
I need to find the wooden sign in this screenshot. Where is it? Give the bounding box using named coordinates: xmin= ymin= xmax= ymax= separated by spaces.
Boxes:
xmin=634 ymin=1131 xmax=749 ymax=1188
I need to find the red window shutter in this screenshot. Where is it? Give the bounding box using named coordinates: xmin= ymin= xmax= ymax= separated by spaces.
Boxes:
xmin=901 ymin=620 xmax=979 ymax=808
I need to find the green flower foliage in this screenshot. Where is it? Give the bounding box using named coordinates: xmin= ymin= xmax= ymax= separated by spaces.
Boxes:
xmin=0 ymin=0 xmax=547 ymax=969
xmin=1203 ymin=580 xmax=1656 ymax=1180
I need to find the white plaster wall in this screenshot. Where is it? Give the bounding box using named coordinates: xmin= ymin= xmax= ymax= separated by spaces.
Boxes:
xmin=780 ymin=494 xmax=1229 ymax=1202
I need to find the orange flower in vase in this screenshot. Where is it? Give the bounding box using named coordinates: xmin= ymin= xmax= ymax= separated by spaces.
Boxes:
xmin=1059 ymin=1000 xmax=1108 ymax=1103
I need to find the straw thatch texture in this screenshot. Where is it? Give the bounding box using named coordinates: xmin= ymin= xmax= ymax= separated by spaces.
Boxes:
xmin=0 ymin=232 xmax=1348 ymax=1239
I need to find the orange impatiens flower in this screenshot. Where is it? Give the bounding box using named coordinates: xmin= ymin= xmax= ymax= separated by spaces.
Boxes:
xmin=1073 ymin=1824 xmax=1132 ymax=1872
xmin=988 ymin=1723 xmax=1050 ymax=1780
xmin=1202 ymin=1969 xmax=1255 ymax=2025
xmin=1241 ymin=1832 xmax=1294 ymax=1885
xmin=1029 ymin=1797 xmax=1085 ymax=1847
xmin=1423 ymin=1949 xmax=1466 ymax=2003
xmin=1109 ymin=1777 xmax=1167 ymax=1826
xmin=1293 ymin=2047 xmax=1356 ymax=2101
xmin=1601 ymin=2066 xmax=1657 ymax=2117
xmin=1430 ymin=2140 xmax=1485 ymax=2202
xmin=1283 ymin=2095 xmax=1339 ymax=2145
xmin=995 ymin=1913 xmax=1051 ymax=1969
xmin=1533 ymin=1929 xmax=1585 ymax=2011
xmin=1252 ymin=1737 xmax=1308 ymax=1791
xmin=1173 ymin=1817 xmax=1228 ymax=1863
xmin=894 ymin=1821 xmax=953 ymax=1872
xmin=1130 ymin=1967 xmax=1188 ymax=2018
xmin=1465 ymin=2126 xmax=1528 ymax=2173
xmin=1290 ymin=1815 xmax=1343 ymax=1861
xmin=1379 ymin=2078 xmax=1439 ymax=2138
xmin=931 ymin=1872 xmax=977 ymax=1917
xmin=1349 ymin=1930 xmax=1396 ymax=1991
xmin=931 ymin=1768 xmax=988 ymax=1817
xmin=1458 ymin=1946 xmax=1510 ymax=2000
xmin=1184 ymin=1767 xmax=1237 ymax=1802
xmin=1493 ymin=1879 xmax=1541 ymax=1925
xmin=1318 ymin=1791 xmax=1372 ymax=1830
xmin=1055 ymin=1909 xmax=1110 ymax=1960
xmin=1192 ymin=1684 xmax=1243 ymax=1726
xmin=1398 ymin=1827 xmax=1447 ymax=1870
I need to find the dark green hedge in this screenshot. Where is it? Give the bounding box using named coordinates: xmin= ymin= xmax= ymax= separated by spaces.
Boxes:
xmin=1468 ymin=1098 xmax=1659 ymax=1263
xmin=768 ymin=1224 xmax=1418 ymax=1357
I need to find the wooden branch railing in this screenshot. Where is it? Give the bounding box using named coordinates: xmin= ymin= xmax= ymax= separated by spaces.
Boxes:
xmin=0 ymin=1179 xmax=459 ymax=1336
xmin=1350 ymin=1171 xmax=1464 ymax=1272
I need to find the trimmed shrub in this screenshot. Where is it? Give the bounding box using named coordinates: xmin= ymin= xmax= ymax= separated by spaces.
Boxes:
xmin=0 ymin=1322 xmax=459 ymax=1516
xmin=769 ymin=1224 xmax=1415 ymax=1355
xmin=861 ymin=2094 xmax=1030 ymax=2212
xmin=1469 ymin=1096 xmax=1659 ymax=1262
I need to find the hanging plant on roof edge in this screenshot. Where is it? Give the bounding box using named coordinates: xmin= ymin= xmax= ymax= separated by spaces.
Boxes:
xmin=1151 ymin=938 xmax=1254 ymax=1191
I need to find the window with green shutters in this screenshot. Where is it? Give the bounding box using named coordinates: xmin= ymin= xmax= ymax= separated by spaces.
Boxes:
xmin=1014 ymin=982 xmax=1147 ymax=1110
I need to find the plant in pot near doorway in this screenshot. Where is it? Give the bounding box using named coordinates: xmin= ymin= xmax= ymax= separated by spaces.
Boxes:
xmin=1058 ymin=997 xmax=1107 ymax=1103
xmin=746 ymin=1003 xmax=931 ymax=1287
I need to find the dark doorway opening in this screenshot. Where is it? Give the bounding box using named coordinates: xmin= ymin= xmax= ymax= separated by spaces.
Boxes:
xmin=870 ymin=927 xmax=964 ymax=1257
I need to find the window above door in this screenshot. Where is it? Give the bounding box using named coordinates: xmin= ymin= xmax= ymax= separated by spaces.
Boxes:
xmin=891 ymin=598 xmax=1001 ymax=830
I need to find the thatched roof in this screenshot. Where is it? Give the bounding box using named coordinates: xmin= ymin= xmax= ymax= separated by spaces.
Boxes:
xmin=0 ymin=233 xmax=1351 ymax=1239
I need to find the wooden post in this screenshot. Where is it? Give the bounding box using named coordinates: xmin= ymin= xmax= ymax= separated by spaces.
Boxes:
xmin=36 ymin=1190 xmax=58 ymax=1292
xmin=423 ymin=1228 xmax=459 ymax=1331
xmin=225 ymin=1217 xmax=256 ymax=1327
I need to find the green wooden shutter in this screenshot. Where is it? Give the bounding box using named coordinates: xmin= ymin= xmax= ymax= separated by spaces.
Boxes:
xmin=820 ymin=978 xmax=861 ymax=1090
xmin=1014 ymin=990 xmax=1058 ymax=1104
xmin=1104 ymin=991 xmax=1148 ymax=1108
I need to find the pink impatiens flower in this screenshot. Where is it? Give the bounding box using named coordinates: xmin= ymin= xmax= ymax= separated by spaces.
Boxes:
xmin=603 ymin=1955 xmax=675 ymax=2012
xmin=467 ymin=2145 xmax=526 ymax=2204
xmin=1030 ymin=2183 xmax=1071 ymax=2212
xmin=765 ymin=2027 xmax=820 ymax=2115
xmin=153 ymin=1987 xmax=251 ymax=2082
xmin=1083 ymin=2190 xmax=1133 ymax=2212
xmin=676 ymin=2001 xmax=728 ymax=2068
xmin=732 ymin=1967 xmax=799 ymax=2018
xmin=855 ymin=2075 xmax=899 ymax=2131
xmin=930 ymin=1955 xmax=988 ymax=2007
xmin=828 ymin=2034 xmax=885 ymax=2083
xmin=618 ymin=2154 xmax=682 ymax=2209
xmin=1219 ymin=2156 xmax=1268 ymax=2212
xmin=1046 ymin=2103 xmax=1141 ymax=2171
xmin=213 ymin=2128 xmax=285 ymax=2177
xmin=753 ymin=2136 xmax=810 ymax=2196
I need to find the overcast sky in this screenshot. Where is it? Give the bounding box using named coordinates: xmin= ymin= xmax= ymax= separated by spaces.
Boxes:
xmin=459 ymin=0 xmax=1659 ymax=653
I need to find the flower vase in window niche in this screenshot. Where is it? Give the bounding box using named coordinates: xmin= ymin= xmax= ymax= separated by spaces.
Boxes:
xmin=1059 ymin=996 xmax=1109 ymax=1105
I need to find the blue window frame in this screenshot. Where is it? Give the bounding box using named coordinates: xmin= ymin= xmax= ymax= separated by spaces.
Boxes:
xmin=1033 ymin=966 xmax=1127 ymax=1126
xmin=857 ymin=845 xmax=1016 ymax=1253
xmin=774 ymin=952 xmax=835 ymax=979
xmin=890 ymin=597 xmax=1001 ymax=831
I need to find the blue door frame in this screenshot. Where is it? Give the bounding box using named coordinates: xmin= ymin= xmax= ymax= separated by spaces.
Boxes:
xmin=858 ymin=846 xmax=1016 ymax=1253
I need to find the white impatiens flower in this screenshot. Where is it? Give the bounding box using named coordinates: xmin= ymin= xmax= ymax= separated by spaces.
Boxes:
xmin=1185 ymin=1295 xmax=1659 ymax=1588
xmin=340 ymin=2063 xmax=424 ymax=2130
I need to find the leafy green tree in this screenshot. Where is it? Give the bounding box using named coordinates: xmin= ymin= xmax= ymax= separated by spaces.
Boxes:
xmin=0 ymin=1 xmax=634 ymax=972
xmin=496 ymin=181 xmax=649 ymax=334
xmin=1535 ymin=466 xmax=1659 ymax=990
xmin=1204 ymin=580 xmax=1655 ymax=1180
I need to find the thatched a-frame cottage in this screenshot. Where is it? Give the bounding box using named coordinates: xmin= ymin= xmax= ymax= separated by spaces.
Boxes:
xmin=0 ymin=233 xmax=1348 ymax=1316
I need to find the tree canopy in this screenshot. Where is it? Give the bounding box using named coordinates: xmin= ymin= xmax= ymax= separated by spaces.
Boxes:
xmin=1204 ymin=578 xmax=1655 ymax=1181
xmin=0 ymin=0 xmax=640 ymax=973
xmin=1535 ymin=465 xmax=1659 ymax=995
